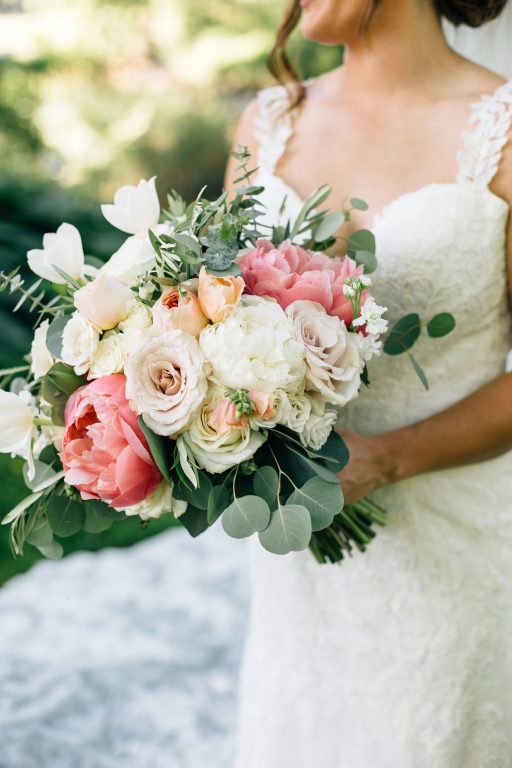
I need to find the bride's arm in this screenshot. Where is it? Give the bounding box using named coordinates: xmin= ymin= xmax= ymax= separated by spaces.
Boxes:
xmin=338 ymin=165 xmax=512 ymax=504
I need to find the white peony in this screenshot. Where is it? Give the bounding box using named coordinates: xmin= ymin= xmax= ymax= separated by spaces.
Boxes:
xmin=199 ymin=295 xmax=306 ymax=394
xmin=119 ymin=480 xmax=187 ymax=521
xmin=101 ymin=177 xmax=160 ymax=235
xmin=27 ymin=223 xmax=85 ymax=285
xmin=0 ymin=390 xmax=35 ymax=460
xmin=182 ymin=386 xmax=266 ymax=474
xmin=61 ymin=312 xmax=100 ymax=376
xmin=287 ymin=300 xmax=361 ymax=407
xmin=300 ymin=399 xmax=337 ymax=450
xmin=124 ymin=329 xmax=208 ymax=436
xmin=74 ymin=273 xmax=132 ymax=331
xmin=30 ymin=319 xmax=53 ymax=379
xmin=88 ymin=331 xmax=126 ymax=380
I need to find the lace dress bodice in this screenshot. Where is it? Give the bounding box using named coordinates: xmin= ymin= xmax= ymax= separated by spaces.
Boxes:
xmin=236 ymin=80 xmax=512 ymax=768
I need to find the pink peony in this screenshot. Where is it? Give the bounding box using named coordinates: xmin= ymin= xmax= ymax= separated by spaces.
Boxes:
xmin=240 ymin=239 xmax=365 ymax=327
xmin=61 ymin=374 xmax=162 ymax=508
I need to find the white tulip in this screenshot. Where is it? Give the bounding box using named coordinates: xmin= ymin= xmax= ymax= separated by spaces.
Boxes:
xmin=30 ymin=319 xmax=54 ymax=379
xmin=61 ymin=312 xmax=99 ymax=376
xmin=74 ymin=273 xmax=132 ymax=331
xmin=101 ymin=177 xmax=160 ymax=235
xmin=0 ymin=390 xmax=35 ymax=460
xmin=27 ymin=223 xmax=85 ymax=284
xmin=118 ymin=480 xmax=187 ymax=521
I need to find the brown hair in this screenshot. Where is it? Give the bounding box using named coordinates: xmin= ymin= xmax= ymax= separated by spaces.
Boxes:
xmin=268 ymin=0 xmax=509 ymax=105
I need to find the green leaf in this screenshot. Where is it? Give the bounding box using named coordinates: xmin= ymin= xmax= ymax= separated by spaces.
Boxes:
xmin=288 ymin=477 xmax=343 ymax=532
xmin=258 ymin=504 xmax=312 ymax=555
xmin=178 ymin=505 xmax=209 ymax=537
xmin=87 ymin=500 xmax=126 ymax=521
xmin=173 ymin=470 xmax=212 ymax=510
xmin=350 ymin=198 xmax=369 ymax=211
xmin=41 ymin=363 xmax=84 ymax=414
xmin=206 ymin=263 xmax=242 ymax=278
xmin=253 ymin=466 xmax=279 ymax=507
xmin=207 ymin=484 xmax=230 ymax=525
xmin=348 ymin=229 xmax=376 ymax=254
xmin=353 ymin=250 xmax=378 ymax=274
xmin=204 ymin=218 xmax=239 ymax=271
xmin=289 ymin=184 xmax=331 ymax=239
xmin=314 ymin=211 xmax=345 ymax=242
xmin=2 ymin=490 xmax=45 ymax=526
xmin=37 ymin=541 xmax=64 ymax=560
xmin=138 ymin=416 xmax=171 ymax=485
xmin=45 ymin=314 xmax=69 ymax=359
xmin=427 ymin=312 xmax=456 ymax=338
xmin=26 ymin=517 xmax=54 ymax=547
xmin=409 ymin=353 xmax=430 ymax=391
xmin=83 ymin=502 xmax=114 ymax=533
xmin=172 ymin=233 xmax=201 ymax=256
xmin=23 ymin=460 xmax=59 ymax=492
xmin=383 ymin=313 xmax=421 ymax=356
xmin=222 ymin=495 xmax=271 ymax=539
xmin=45 ymin=497 xmax=85 ymax=537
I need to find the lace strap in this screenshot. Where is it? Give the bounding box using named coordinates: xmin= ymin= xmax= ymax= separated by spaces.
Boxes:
xmin=254 ymin=84 xmax=296 ymax=175
xmin=457 ymin=79 xmax=512 ymax=187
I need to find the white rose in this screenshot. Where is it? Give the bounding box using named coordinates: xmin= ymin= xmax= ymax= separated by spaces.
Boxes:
xmin=182 ymin=386 xmax=266 ymax=474
xmin=0 ymin=390 xmax=35 ymax=460
xmin=27 ymin=223 xmax=85 ymax=284
xmin=118 ymin=480 xmax=187 ymax=521
xmin=61 ymin=312 xmax=100 ymax=376
xmin=300 ymin=399 xmax=337 ymax=450
xmin=287 ymin=300 xmax=361 ymax=407
xmin=118 ymin=298 xmax=152 ymax=332
xmin=199 ymin=295 xmax=305 ymax=394
xmin=125 ymin=329 xmax=208 ymax=436
xmin=88 ymin=332 xmax=127 ymax=380
xmin=101 ymin=177 xmax=160 ymax=235
xmin=74 ymin=273 xmax=132 ymax=331
xmin=30 ymin=319 xmax=53 ymax=379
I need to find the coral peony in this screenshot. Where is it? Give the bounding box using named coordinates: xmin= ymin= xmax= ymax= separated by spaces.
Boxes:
xmin=61 ymin=374 xmax=162 ymax=508
xmin=240 ymin=239 xmax=365 ymax=326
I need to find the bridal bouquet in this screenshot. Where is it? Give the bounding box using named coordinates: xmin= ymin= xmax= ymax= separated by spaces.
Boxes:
xmin=0 ymin=147 xmax=454 ymax=564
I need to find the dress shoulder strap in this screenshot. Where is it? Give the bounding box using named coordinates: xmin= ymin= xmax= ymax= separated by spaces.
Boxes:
xmin=457 ymin=79 xmax=512 ymax=187
xmin=254 ymin=84 xmax=296 ymax=175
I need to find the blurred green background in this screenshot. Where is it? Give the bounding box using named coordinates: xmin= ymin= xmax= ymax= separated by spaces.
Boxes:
xmin=0 ymin=0 xmax=343 ymax=584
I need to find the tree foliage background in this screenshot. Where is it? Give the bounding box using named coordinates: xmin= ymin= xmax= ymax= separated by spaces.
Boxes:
xmin=0 ymin=0 xmax=342 ymax=582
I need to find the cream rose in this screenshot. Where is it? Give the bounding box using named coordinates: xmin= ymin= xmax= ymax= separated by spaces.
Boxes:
xmin=182 ymin=386 xmax=266 ymax=474
xmin=61 ymin=312 xmax=99 ymax=376
xmin=30 ymin=319 xmax=53 ymax=380
xmin=300 ymin=399 xmax=337 ymax=450
xmin=124 ymin=329 xmax=208 ymax=436
xmin=199 ymin=295 xmax=305 ymax=394
xmin=118 ymin=298 xmax=152 ymax=332
xmin=74 ymin=273 xmax=132 ymax=331
xmin=152 ymin=287 xmax=208 ymax=338
xmin=287 ymin=300 xmax=361 ymax=407
xmin=197 ymin=266 xmax=244 ymax=323
xmin=88 ymin=332 xmax=126 ymax=380
xmin=118 ymin=479 xmax=187 ymax=521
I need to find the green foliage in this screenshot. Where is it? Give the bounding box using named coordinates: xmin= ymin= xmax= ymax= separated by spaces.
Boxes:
xmin=427 ymin=312 xmax=456 ymax=338
xmin=222 ymin=495 xmax=271 ymax=539
xmin=258 ymin=504 xmax=312 ymax=555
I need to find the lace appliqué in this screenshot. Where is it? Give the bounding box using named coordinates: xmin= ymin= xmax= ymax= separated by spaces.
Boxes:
xmin=457 ymin=80 xmax=512 ymax=187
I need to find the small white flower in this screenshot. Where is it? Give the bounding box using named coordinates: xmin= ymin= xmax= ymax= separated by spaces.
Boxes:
xmin=356 ymin=332 xmax=383 ymax=364
xmin=343 ymin=284 xmax=356 ymax=299
xmin=87 ymin=332 xmax=126 ymax=380
xmin=359 ymin=274 xmax=372 ymax=288
xmin=101 ymin=177 xmax=160 ymax=235
xmin=353 ymin=297 xmax=388 ymax=337
xmin=27 ymin=223 xmax=85 ymax=284
xmin=61 ymin=312 xmax=99 ymax=376
xmin=119 ymin=480 xmax=187 ymax=521
xmin=30 ymin=319 xmax=54 ymax=379
xmin=0 ymin=389 xmax=35 ymax=462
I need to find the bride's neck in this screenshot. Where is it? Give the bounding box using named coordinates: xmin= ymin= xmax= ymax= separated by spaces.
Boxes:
xmin=337 ymin=2 xmax=456 ymax=99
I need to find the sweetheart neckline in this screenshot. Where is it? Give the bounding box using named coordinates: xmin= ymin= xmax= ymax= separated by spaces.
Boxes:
xmin=257 ymin=171 xmax=510 ymax=231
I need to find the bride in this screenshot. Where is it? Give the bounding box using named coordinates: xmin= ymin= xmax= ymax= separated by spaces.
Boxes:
xmin=225 ymin=1 xmax=512 ymax=766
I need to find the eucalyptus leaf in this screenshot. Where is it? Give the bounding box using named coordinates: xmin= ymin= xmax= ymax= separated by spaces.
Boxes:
xmin=314 ymin=211 xmax=345 ymax=242
xmin=37 ymin=541 xmax=64 ymax=560
xmin=207 ymin=484 xmax=230 ymax=525
xmin=258 ymin=504 xmax=312 ymax=555
xmin=222 ymin=495 xmax=271 ymax=539
xmin=427 ymin=312 xmax=456 ymax=338
xmin=350 ymin=198 xmax=369 ymax=211
xmin=253 ymin=466 xmax=279 ymax=507
xmin=383 ymin=313 xmax=421 ymax=356
xmin=206 ymin=263 xmax=243 ymax=278
xmin=45 ymin=314 xmax=69 ymax=359
xmin=88 ymin=500 xmax=126 ymax=521
xmin=45 ymin=497 xmax=85 ymax=537
xmin=288 ymin=477 xmax=343 ymax=532
xmin=354 ymin=250 xmax=378 ymax=274
xmin=348 ymin=229 xmax=376 ymax=255
xmin=409 ymin=353 xmax=430 ymax=391
xmin=83 ymin=502 xmax=114 ymax=533
xmin=26 ymin=517 xmax=54 ymax=547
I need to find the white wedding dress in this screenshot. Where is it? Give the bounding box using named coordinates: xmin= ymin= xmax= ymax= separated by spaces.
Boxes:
xmin=235 ymin=79 xmax=512 ymax=767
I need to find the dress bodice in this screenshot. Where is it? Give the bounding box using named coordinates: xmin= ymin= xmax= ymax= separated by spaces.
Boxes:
xmin=253 ymin=80 xmax=512 ymax=433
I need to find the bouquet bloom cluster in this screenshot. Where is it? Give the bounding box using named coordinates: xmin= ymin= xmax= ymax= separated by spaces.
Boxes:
xmin=0 ymin=149 xmax=454 ymax=563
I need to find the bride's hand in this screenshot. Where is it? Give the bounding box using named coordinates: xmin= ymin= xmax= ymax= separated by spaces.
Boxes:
xmin=336 ymin=429 xmax=396 ymax=505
